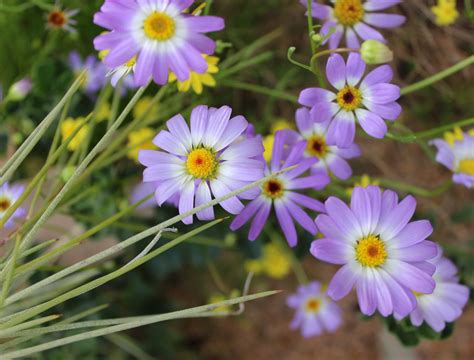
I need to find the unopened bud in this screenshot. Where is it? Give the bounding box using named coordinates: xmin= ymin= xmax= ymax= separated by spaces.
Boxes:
xmin=7 ymin=78 xmax=32 ymax=102
xmin=61 ymin=166 xmax=76 ymax=182
xmin=360 ymin=40 xmax=393 ymax=64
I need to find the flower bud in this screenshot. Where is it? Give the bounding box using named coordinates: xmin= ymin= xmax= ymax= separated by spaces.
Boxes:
xmin=360 ymin=40 xmax=393 ymax=64
xmin=61 ymin=166 xmax=76 ymax=183
xmin=7 ymin=78 xmax=32 ymax=101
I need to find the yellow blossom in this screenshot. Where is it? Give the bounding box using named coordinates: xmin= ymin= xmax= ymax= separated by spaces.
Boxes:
xmin=61 ymin=117 xmax=90 ymax=151
xmin=208 ymin=289 xmax=240 ymax=312
xmin=260 ymin=243 xmax=291 ymax=279
xmin=346 ymin=174 xmax=380 ymax=196
xmin=132 ymin=96 xmax=159 ymax=121
xmin=263 ymin=119 xmax=293 ymax=162
xmin=127 ymin=127 xmax=157 ymax=162
xmin=443 ymin=126 xmax=464 ymax=146
xmin=246 ymin=243 xmax=291 ymax=280
xmin=263 ymin=135 xmax=275 ymax=162
xmin=431 ymin=0 xmax=459 ymax=26
xmin=169 ymin=56 xmax=219 ymax=95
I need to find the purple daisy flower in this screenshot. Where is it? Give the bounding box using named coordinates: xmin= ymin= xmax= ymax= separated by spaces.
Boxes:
xmin=130 ymin=181 xmax=179 ymax=210
xmin=0 ymin=182 xmax=26 ymax=229
xmin=311 ymin=185 xmax=438 ymax=317
xmin=293 ymin=107 xmax=361 ymax=180
xmin=430 ymin=132 xmax=474 ymax=189
xmin=69 ymin=51 xmax=107 ymax=96
xmin=395 ymin=246 xmax=470 ymax=332
xmin=287 ymin=281 xmax=342 ymax=337
xmin=138 ymin=105 xmax=265 ymax=224
xmin=93 ymin=0 xmax=225 ymax=86
xmin=299 ymin=53 xmax=401 ymax=148
xmin=301 ymin=0 xmax=405 ymax=49
xmin=230 ymin=131 xmax=330 ymax=247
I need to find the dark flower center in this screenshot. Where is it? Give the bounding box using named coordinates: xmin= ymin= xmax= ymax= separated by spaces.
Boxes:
xmin=48 ymin=11 xmax=66 ymax=27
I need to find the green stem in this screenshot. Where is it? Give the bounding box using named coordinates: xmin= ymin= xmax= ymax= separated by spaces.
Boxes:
xmin=287 ymin=47 xmax=313 ymax=72
xmin=377 ymin=178 xmax=453 ymax=197
xmin=219 ymin=79 xmax=298 ymax=103
xmin=401 ymin=55 xmax=474 ymax=95
xmin=306 ymin=0 xmax=316 ymax=54
xmin=311 ymin=47 xmax=358 ymax=61
xmin=272 ymin=233 xmax=308 ymax=284
xmin=387 ymin=116 xmax=474 ymax=143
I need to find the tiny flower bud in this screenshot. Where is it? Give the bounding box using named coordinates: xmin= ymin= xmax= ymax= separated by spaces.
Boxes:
xmin=360 ymin=40 xmax=393 ymax=64
xmin=311 ymin=34 xmax=323 ymax=45
xmin=61 ymin=166 xmax=76 ymax=182
xmin=7 ymin=78 xmax=32 ymax=102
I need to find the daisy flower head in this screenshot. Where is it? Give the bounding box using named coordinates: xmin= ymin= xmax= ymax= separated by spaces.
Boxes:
xmin=299 ymin=53 xmax=401 ymax=148
xmin=430 ymin=130 xmax=474 ymax=188
xmin=230 ymin=130 xmax=330 ymax=247
xmin=293 ymin=107 xmax=361 ymax=180
xmin=397 ymin=246 xmax=470 ymax=332
xmin=287 ymin=281 xmax=342 ymax=338
xmin=301 ymin=0 xmax=405 ymax=49
xmin=69 ymin=51 xmax=106 ymax=96
xmin=138 ymin=105 xmax=265 ymax=224
xmin=0 ymin=182 xmax=26 ymax=229
xmin=311 ymin=185 xmax=438 ymax=317
xmin=46 ymin=2 xmax=79 ymax=33
xmin=93 ymin=0 xmax=225 ymax=86
xmin=169 ymin=55 xmax=219 ymax=94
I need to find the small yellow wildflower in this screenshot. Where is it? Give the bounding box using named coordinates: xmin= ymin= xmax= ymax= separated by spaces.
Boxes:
xmin=263 ymin=135 xmax=275 ymax=162
xmin=208 ymin=289 xmax=240 ymax=313
xmin=346 ymin=174 xmax=380 ymax=196
xmin=169 ymin=56 xmax=219 ymax=95
xmin=260 ymin=243 xmax=291 ymax=279
xmin=431 ymin=0 xmax=459 ymax=26
xmin=132 ymin=96 xmax=159 ymax=121
xmin=263 ymin=119 xmax=293 ymax=162
xmin=245 ymin=243 xmax=291 ymax=280
xmin=127 ymin=127 xmax=156 ymax=162
xmin=61 ymin=117 xmax=90 ymax=151
xmin=271 ymin=119 xmax=293 ymax=133
xmin=95 ymin=102 xmax=111 ymax=122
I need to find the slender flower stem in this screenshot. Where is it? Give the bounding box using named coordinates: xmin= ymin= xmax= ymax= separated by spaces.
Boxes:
xmin=401 ymin=55 xmax=474 ymax=95
xmin=387 ymin=116 xmax=474 ymax=143
xmin=287 ymin=47 xmax=313 ymax=72
xmin=376 ymin=178 xmax=453 ymax=197
xmin=272 ymin=233 xmax=308 ymax=285
xmin=306 ymin=0 xmax=316 ymax=54
xmin=219 ymin=79 xmax=298 ymax=103
xmin=311 ymin=47 xmax=359 ymax=61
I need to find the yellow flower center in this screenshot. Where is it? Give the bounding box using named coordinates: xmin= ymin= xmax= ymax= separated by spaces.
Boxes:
xmin=125 ymin=55 xmax=137 ymax=68
xmin=355 ymin=235 xmax=387 ymax=267
xmin=304 ymin=297 xmax=321 ymax=314
xmin=307 ymin=135 xmax=328 ymax=158
xmin=186 ymin=148 xmax=218 ymax=179
xmin=337 ymin=85 xmax=362 ymax=111
xmin=262 ymin=178 xmax=284 ymax=199
xmin=0 ymin=197 xmax=11 ymax=212
xmin=334 ymin=0 xmax=365 ymax=26
xmin=459 ymin=159 xmax=474 ymax=176
xmin=143 ymin=12 xmax=176 ymax=41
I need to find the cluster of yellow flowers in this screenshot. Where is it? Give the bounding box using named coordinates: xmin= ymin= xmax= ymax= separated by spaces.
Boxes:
xmin=431 ymin=0 xmax=459 ymax=26
xmin=169 ymin=56 xmax=220 ymax=95
xmin=60 ymin=117 xmax=90 ymax=151
xmin=346 ymin=174 xmax=380 ymax=196
xmin=244 ymin=243 xmax=291 ymax=279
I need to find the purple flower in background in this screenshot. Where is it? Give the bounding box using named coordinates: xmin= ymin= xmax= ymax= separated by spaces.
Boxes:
xmin=69 ymin=51 xmax=106 ymax=96
xmin=299 ymin=53 xmax=401 ymax=147
xmin=287 ymin=281 xmax=342 ymax=337
xmin=93 ymin=0 xmax=225 ymax=86
xmin=395 ymin=246 xmax=469 ymax=332
xmin=231 ymin=131 xmax=330 ymax=247
xmin=7 ymin=78 xmax=32 ymax=102
xmin=138 ymin=105 xmax=265 ymax=224
xmin=293 ymin=107 xmax=361 ymax=180
xmin=301 ymin=0 xmax=405 ymax=49
xmin=0 ymin=182 xmax=26 ymax=229
xmin=311 ymin=185 xmax=438 ymax=317
xmin=430 ymin=132 xmax=474 ymax=188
